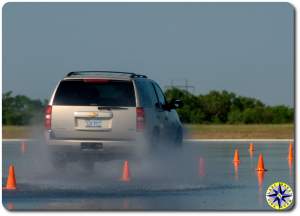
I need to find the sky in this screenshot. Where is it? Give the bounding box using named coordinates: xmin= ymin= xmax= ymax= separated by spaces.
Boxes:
xmin=2 ymin=2 xmax=294 ymax=106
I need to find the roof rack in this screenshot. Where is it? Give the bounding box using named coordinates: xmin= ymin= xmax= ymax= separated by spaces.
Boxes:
xmin=66 ymin=71 xmax=147 ymax=78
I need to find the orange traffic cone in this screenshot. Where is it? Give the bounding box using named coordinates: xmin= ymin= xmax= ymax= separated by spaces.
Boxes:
xmin=233 ymin=149 xmax=240 ymax=163
xmin=249 ymin=143 xmax=254 ymax=152
xmin=121 ymin=160 xmax=131 ymax=182
xmin=21 ymin=141 xmax=27 ymax=154
xmin=3 ymin=165 xmax=17 ymax=190
xmin=256 ymin=153 xmax=267 ymax=171
xmin=288 ymin=143 xmax=293 ymax=161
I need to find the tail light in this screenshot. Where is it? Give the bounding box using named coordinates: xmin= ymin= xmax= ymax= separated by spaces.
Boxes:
xmin=136 ymin=107 xmax=145 ymax=132
xmin=45 ymin=105 xmax=52 ymax=130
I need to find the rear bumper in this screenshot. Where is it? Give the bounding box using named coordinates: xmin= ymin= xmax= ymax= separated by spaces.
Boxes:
xmin=47 ymin=139 xmax=138 ymax=153
xmin=45 ymin=130 xmax=146 ymax=155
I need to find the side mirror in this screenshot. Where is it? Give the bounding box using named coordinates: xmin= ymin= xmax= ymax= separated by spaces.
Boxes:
xmin=168 ymin=99 xmax=183 ymax=110
xmin=172 ymin=99 xmax=183 ymax=109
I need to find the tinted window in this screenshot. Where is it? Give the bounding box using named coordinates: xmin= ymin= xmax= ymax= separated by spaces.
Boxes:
xmin=53 ymin=80 xmax=136 ymax=106
xmin=153 ymin=82 xmax=166 ymax=105
xmin=135 ymin=80 xmax=157 ymax=108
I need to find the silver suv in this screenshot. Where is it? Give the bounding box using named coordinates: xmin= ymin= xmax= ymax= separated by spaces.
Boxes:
xmin=45 ymin=71 xmax=183 ymax=167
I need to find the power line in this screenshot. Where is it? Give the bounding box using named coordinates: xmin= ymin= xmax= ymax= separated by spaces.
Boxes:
xmin=164 ymin=79 xmax=195 ymax=93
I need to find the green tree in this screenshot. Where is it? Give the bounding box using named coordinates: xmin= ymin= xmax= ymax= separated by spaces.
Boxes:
xmin=228 ymin=110 xmax=243 ymax=124
xmin=2 ymin=91 xmax=47 ymax=125
xmin=163 ymin=88 xmax=293 ymax=124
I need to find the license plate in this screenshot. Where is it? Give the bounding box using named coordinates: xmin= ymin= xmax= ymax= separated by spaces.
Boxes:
xmin=85 ymin=119 xmax=102 ymax=128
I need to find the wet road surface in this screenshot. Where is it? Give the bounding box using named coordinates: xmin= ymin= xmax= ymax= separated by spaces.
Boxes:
xmin=2 ymin=140 xmax=295 ymax=210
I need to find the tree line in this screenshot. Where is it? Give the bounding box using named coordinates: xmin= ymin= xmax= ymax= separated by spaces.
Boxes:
xmin=165 ymin=88 xmax=293 ymax=124
xmin=2 ymin=91 xmax=48 ymax=125
xmin=2 ymin=89 xmax=293 ymax=125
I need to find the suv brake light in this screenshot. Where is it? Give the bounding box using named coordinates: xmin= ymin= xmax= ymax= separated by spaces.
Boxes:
xmin=83 ymin=79 xmax=109 ymax=83
xmin=136 ymin=107 xmax=145 ymax=132
xmin=45 ymin=105 xmax=52 ymax=130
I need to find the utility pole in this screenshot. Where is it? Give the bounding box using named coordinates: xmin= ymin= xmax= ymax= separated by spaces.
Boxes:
xmin=164 ymin=79 xmax=195 ymax=93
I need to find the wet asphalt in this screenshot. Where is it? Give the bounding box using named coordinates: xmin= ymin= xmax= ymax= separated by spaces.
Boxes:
xmin=2 ymin=140 xmax=295 ymax=211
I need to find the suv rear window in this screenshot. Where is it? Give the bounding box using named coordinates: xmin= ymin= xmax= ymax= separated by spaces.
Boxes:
xmin=53 ymin=79 xmax=136 ymax=107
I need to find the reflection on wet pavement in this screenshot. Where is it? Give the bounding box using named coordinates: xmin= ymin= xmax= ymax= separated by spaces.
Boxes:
xmin=2 ymin=140 xmax=295 ymax=210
